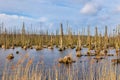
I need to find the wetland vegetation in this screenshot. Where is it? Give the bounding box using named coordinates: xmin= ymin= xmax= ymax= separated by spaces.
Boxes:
xmin=0 ymin=22 xmax=120 ymax=80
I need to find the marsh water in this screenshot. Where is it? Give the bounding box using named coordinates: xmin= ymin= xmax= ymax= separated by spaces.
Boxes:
xmin=0 ymin=47 xmax=120 ymax=79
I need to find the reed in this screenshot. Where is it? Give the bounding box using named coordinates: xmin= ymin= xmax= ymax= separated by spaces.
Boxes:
xmin=0 ymin=22 xmax=119 ymax=55
xmin=2 ymin=54 xmax=120 ymax=80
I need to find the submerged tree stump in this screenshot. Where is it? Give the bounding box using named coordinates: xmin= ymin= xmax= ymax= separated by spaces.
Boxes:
xmin=111 ymin=59 xmax=120 ymax=64
xmin=76 ymin=51 xmax=81 ymax=57
xmin=59 ymin=56 xmax=75 ymax=64
xmin=7 ymin=53 xmax=14 ymax=60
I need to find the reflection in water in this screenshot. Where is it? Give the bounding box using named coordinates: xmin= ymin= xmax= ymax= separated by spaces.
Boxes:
xmin=0 ymin=47 xmax=119 ymax=80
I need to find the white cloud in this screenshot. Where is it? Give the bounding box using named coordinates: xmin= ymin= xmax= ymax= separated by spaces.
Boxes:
xmin=0 ymin=13 xmax=48 ymax=31
xmin=49 ymin=23 xmax=53 ymax=28
xmin=0 ymin=13 xmax=48 ymax=22
xmin=0 ymin=13 xmax=18 ymax=20
xmin=80 ymin=3 xmax=97 ymax=14
xmin=38 ymin=17 xmax=48 ymax=22
xmin=0 ymin=13 xmax=34 ymax=21
xmin=115 ymin=6 xmax=120 ymax=12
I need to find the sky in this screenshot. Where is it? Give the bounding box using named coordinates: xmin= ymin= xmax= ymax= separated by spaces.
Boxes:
xmin=0 ymin=0 xmax=120 ymax=35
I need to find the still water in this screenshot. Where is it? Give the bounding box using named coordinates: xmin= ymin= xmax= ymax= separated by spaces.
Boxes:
xmin=0 ymin=47 xmax=119 ymax=79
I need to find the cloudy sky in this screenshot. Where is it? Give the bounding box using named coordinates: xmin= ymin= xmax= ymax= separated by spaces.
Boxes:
xmin=0 ymin=0 xmax=120 ymax=34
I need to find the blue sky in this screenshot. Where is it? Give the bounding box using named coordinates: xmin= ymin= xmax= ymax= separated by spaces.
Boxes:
xmin=0 ymin=0 xmax=120 ymax=35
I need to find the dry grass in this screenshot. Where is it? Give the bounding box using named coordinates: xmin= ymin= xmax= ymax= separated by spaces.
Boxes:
xmin=0 ymin=23 xmax=120 ymax=80
xmin=2 ymin=53 xmax=120 ymax=80
xmin=0 ymin=23 xmax=119 ymax=51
